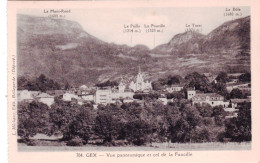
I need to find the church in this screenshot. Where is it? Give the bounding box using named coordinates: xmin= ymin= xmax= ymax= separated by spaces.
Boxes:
xmin=129 ymin=66 xmax=152 ymax=92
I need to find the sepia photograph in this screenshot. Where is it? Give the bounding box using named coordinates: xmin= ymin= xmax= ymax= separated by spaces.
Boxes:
xmin=15 ymin=6 xmax=252 ymax=152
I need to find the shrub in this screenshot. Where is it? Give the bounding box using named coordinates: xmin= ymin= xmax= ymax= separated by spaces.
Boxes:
xmin=66 ymin=137 xmax=85 ymax=146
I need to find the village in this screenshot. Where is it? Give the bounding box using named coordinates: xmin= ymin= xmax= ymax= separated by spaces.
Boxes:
xmin=17 ymin=66 xmax=251 ymax=119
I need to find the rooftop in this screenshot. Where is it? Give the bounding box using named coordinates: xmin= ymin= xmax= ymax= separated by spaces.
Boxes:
xmin=193 ymin=93 xmax=223 ymax=98
xmin=226 ymin=82 xmax=250 ymax=87
xmin=36 ymin=93 xmax=54 ymax=98
xmin=166 ymin=83 xmax=185 ymax=87
xmin=230 ymin=98 xmax=251 ymax=103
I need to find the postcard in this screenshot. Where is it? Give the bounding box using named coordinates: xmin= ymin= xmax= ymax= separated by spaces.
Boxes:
xmin=7 ymin=0 xmax=260 ymax=163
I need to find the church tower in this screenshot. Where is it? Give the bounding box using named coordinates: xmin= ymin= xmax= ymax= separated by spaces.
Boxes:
xmin=136 ymin=65 xmax=144 ymax=91
xmin=129 ymin=65 xmax=152 ymax=92
xmin=118 ymin=76 xmax=125 ymax=93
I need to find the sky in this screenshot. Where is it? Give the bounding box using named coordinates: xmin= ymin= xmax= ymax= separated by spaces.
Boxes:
xmin=19 ymin=7 xmax=250 ymax=49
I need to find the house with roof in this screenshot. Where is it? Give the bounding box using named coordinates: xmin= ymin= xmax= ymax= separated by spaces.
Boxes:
xmin=227 ymin=73 xmax=244 ymax=78
xmin=123 ymin=97 xmax=134 ymax=103
xmin=226 ymin=83 xmax=251 ymax=93
xmin=230 ymin=98 xmax=251 ymax=109
xmin=111 ymin=79 xmax=134 ymax=100
xmin=165 ymin=84 xmax=184 ymax=93
xmin=94 ymin=87 xmax=112 ymax=105
xmin=46 ymin=90 xmax=65 ymax=96
xmin=63 ymin=92 xmax=81 ymax=102
xmin=17 ymin=90 xmax=35 ymax=102
xmin=36 ymin=93 xmax=55 ymax=107
xmin=226 ymin=79 xmax=239 ymax=85
xmin=187 ymin=88 xmax=196 ymax=99
xmin=191 ymin=93 xmax=229 ymax=107
xmin=29 ymin=91 xmax=41 ymax=98
xmin=158 ymin=97 xmax=168 ymax=105
xmin=80 ymin=85 xmax=88 ymax=90
xmin=81 ymin=94 xmax=94 ymax=102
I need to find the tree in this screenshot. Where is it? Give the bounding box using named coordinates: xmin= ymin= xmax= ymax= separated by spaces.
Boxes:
xmin=94 ymin=104 xmax=126 ymax=144
xmin=167 ymin=101 xmax=204 ymax=143
xmin=225 ymin=102 xmax=251 ymax=142
xmin=64 ymin=106 xmax=95 ymax=142
xmin=211 ymin=82 xmax=229 ymax=99
xmin=18 ymin=74 xmax=61 ymax=91
xmin=230 ymin=88 xmax=244 ymax=99
xmin=151 ymin=81 xmax=163 ymax=90
xmin=18 ymin=101 xmax=50 ymax=141
xmin=239 ymin=72 xmax=251 ymax=82
xmin=123 ymin=120 xmax=152 ymax=146
xmin=184 ymin=72 xmax=212 ymax=93
xmin=212 ymin=106 xmax=226 ymax=126
xmin=166 ymin=91 xmax=185 ymax=100
xmin=49 ymin=101 xmax=95 ymax=142
xmin=216 ymin=72 xmax=230 ymax=83
xmin=18 ymin=76 xmax=29 ymax=90
xmin=195 ymin=103 xmax=213 ymax=117
xmin=191 ymin=126 xmax=213 ymax=143
xmin=236 ymin=102 xmax=251 ymax=141
xmin=96 ymin=80 xmax=118 ymax=87
xmin=166 ymin=75 xmax=183 ymax=85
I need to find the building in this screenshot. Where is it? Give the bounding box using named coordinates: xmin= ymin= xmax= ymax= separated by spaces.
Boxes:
xmin=226 ymin=83 xmax=251 ymax=93
xmin=227 ymin=73 xmax=244 ymax=78
xmin=36 ymin=93 xmax=55 ymax=107
xmin=81 ymin=94 xmax=94 ymax=102
xmin=129 ymin=66 xmax=152 ymax=92
xmin=63 ymin=92 xmax=80 ymax=101
xmin=77 ymin=85 xmax=91 ymax=95
xmin=80 ymin=85 xmax=88 ymax=90
xmin=187 ymin=88 xmax=196 ymax=99
xmin=165 ymin=84 xmax=184 ymax=93
xmin=224 ymin=107 xmax=239 ymax=118
xmin=111 ymin=78 xmax=134 ymax=100
xmin=123 ymin=97 xmax=134 ymax=103
xmin=226 ymin=79 xmax=239 ymax=84
xmin=94 ymin=78 xmax=134 ymax=105
xmin=17 ymin=90 xmax=35 ymax=102
xmin=94 ymin=87 xmax=112 ymax=105
xmin=230 ymin=98 xmax=251 ymax=109
xmin=46 ymin=90 xmax=65 ymax=96
xmin=158 ymin=97 xmax=168 ymax=105
xmin=192 ymin=93 xmax=229 ymax=107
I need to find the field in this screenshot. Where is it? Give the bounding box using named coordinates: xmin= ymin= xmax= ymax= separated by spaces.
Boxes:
xmin=18 ymin=142 xmax=251 ymax=151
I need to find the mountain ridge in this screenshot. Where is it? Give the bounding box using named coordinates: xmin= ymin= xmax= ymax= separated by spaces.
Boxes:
xmin=17 ymin=14 xmax=250 ymax=86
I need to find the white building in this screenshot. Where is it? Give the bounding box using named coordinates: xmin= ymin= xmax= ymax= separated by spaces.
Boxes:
xmin=17 ymin=90 xmax=35 ymax=102
xmin=94 ymin=87 xmax=112 ymax=105
xmin=230 ymin=98 xmax=251 ymax=108
xmin=158 ymin=97 xmax=168 ymax=105
xmin=226 ymin=83 xmax=251 ymax=93
xmin=129 ymin=66 xmax=152 ymax=92
xmin=36 ymin=93 xmax=55 ymax=107
xmin=192 ymin=93 xmax=229 ymax=107
xmin=123 ymin=97 xmax=134 ymax=103
xmin=226 ymin=79 xmax=239 ymax=84
xmin=94 ymin=79 xmax=134 ymax=105
xmin=82 ymin=94 xmax=94 ymax=102
xmin=80 ymin=85 xmax=88 ymax=90
xmin=187 ymin=88 xmax=196 ymax=99
xmin=111 ymin=79 xmax=134 ymax=100
xmin=63 ymin=92 xmax=80 ymax=101
xmin=165 ymin=84 xmax=184 ymax=93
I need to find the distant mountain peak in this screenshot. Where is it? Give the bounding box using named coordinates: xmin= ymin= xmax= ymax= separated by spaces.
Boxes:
xmin=168 ymin=31 xmax=205 ymax=46
xmin=17 ymin=15 xmax=250 ymax=86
